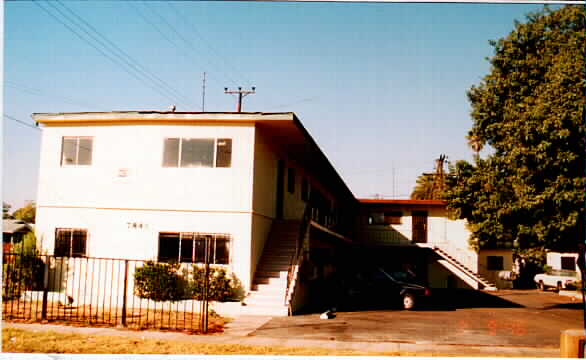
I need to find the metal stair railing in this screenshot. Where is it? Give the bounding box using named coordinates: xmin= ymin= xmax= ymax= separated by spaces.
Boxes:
xmin=433 ymin=246 xmax=496 ymax=288
xmin=284 ymin=203 xmax=312 ymax=314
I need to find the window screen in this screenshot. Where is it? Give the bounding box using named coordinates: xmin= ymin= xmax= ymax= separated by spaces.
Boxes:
xmin=61 ymin=137 xmax=93 ymax=166
xmin=158 ymin=232 xmax=180 ymax=262
xmin=216 ymin=138 xmax=232 ymax=167
xmin=55 ymin=228 xmax=87 ymax=257
xmin=181 ymin=138 xmax=214 ymax=167
xmin=561 ymin=256 xmax=576 ymax=271
xmin=158 ymin=232 xmax=230 ymax=265
xmin=163 ymin=138 xmax=180 ymax=167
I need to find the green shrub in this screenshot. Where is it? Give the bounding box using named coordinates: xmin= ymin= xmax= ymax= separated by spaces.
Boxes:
xmin=134 ymin=262 xmax=244 ymax=303
xmin=134 ymin=261 xmax=186 ymax=302
xmin=185 ymin=266 xmax=243 ymax=302
xmin=3 ymin=233 xmax=45 ymax=300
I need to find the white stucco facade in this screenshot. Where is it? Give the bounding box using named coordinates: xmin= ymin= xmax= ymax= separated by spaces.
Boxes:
xmin=33 ymin=112 xmax=355 ymax=292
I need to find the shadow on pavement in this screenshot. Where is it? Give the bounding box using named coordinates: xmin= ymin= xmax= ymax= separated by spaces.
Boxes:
xmin=542 ymin=302 xmax=584 ymax=310
xmin=427 ymin=289 xmax=524 ymax=310
xmin=297 ymin=289 xmax=524 ymax=315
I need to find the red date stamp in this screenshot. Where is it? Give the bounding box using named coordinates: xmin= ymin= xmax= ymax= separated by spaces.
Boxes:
xmin=458 ymin=319 xmax=527 ymax=336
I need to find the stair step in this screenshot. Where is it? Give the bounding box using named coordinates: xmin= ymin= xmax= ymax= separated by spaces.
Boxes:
xmin=253 ymin=277 xmax=287 ymax=286
xmin=254 ymin=271 xmax=288 ymax=279
xmin=257 ymin=263 xmax=290 ymax=270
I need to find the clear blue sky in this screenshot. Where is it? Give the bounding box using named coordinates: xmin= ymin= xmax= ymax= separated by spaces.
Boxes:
xmin=3 ymin=1 xmax=550 ymax=210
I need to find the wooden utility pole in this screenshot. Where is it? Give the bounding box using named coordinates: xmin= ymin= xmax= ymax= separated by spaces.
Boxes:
xmin=224 ymin=87 xmax=255 ymax=112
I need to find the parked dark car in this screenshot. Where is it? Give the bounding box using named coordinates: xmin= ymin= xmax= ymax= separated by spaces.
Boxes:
xmin=339 ymin=267 xmax=431 ymax=310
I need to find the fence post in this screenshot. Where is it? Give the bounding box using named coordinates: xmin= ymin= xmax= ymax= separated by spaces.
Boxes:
xmin=121 ymin=260 xmax=129 ymax=327
xmin=41 ymin=260 xmax=49 ymax=321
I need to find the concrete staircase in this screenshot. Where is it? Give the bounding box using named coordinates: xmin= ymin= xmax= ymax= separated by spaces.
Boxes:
xmin=243 ymin=221 xmax=300 ymax=316
xmin=432 ymin=246 xmax=497 ymax=291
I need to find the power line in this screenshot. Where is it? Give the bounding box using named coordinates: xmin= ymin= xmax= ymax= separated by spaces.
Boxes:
xmin=34 ymin=0 xmax=196 ymax=110
xmin=167 ymin=2 xmax=254 ymax=88
xmin=4 ymin=114 xmax=41 ymax=131
xmin=142 ymin=2 xmax=241 ymax=88
xmin=5 ymin=81 xmax=100 ymax=109
xmin=52 ymin=0 xmax=198 ymax=110
xmin=127 ymin=1 xmax=240 ymax=104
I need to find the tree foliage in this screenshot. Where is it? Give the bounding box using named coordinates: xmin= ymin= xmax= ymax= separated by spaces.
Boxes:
xmin=13 ymin=201 xmax=36 ymax=224
xmin=446 ymin=6 xmax=585 ymax=252
xmin=3 ymin=202 xmax=13 ymax=219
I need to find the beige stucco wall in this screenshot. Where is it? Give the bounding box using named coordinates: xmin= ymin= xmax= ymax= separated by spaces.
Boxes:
xmin=36 ymin=122 xmax=258 ymax=289
xmin=250 ymin=214 xmax=273 ymax=284
xmin=478 ymin=249 xmax=513 ymax=289
xmin=35 ymin=207 xmax=255 ymax=289
xmin=37 ymin=124 xmax=255 ymax=211
xmin=250 ymin=127 xmax=340 ymax=222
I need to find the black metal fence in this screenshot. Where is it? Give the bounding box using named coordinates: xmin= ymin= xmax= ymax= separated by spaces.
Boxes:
xmin=2 ymin=253 xmax=212 ymax=333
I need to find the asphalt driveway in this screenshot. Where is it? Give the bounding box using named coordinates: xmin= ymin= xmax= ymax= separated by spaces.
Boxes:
xmin=249 ymin=289 xmax=583 ymax=348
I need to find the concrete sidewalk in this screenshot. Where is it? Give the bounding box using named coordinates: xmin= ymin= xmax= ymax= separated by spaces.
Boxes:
xmin=3 ymin=316 xmax=560 ymax=357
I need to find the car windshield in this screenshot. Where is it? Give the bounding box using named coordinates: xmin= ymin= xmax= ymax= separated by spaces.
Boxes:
xmin=387 ymin=271 xmax=415 ymax=282
xmin=548 ymin=269 xmax=578 ymax=277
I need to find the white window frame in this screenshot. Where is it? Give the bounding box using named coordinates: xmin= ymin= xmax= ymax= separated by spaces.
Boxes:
xmin=60 ymin=136 xmax=94 ymax=167
xmin=54 ymin=228 xmax=88 ymax=257
xmin=157 ymin=232 xmax=232 ymax=265
xmin=162 ymin=137 xmax=231 ymax=168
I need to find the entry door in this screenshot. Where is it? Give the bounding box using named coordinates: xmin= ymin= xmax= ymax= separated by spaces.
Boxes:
xmin=276 ymin=160 xmax=285 ymax=219
xmin=412 ymin=211 xmax=428 ymax=243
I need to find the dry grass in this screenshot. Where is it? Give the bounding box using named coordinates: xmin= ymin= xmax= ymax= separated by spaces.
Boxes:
xmin=0 ymin=327 xmax=455 ymax=356
xmin=3 ymin=300 xmax=225 ymax=334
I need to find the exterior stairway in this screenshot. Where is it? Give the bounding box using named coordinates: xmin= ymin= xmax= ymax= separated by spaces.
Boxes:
xmin=243 ymin=221 xmax=300 ymax=316
xmin=432 ymin=246 xmax=497 ymax=290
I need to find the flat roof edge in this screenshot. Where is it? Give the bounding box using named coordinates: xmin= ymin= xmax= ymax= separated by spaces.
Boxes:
xmin=32 ymin=111 xmax=295 ymax=123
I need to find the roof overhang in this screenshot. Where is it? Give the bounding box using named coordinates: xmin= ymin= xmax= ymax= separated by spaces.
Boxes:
xmin=32 ymin=111 xmax=295 ymax=125
xmin=32 ymin=111 xmax=356 ymax=203
xmin=358 ymin=199 xmax=447 ymax=207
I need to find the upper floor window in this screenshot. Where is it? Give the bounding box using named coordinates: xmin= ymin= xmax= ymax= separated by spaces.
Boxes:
xmin=61 ymin=137 xmax=93 ymax=166
xmin=287 ymin=168 xmax=296 ymax=194
xmin=158 ymin=232 xmax=230 ymax=264
xmin=301 ymin=178 xmax=310 ymax=202
xmin=55 ymin=228 xmax=87 ymax=257
xmin=163 ymin=138 xmax=232 ymax=168
xmin=368 ymin=211 xmax=402 ymax=225
xmin=561 ymin=256 xmax=576 ymax=271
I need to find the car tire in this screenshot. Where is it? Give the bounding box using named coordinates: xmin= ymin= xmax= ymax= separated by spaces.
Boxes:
xmin=538 ymin=281 xmax=545 ymax=291
xmin=403 ymin=293 xmax=416 ymax=310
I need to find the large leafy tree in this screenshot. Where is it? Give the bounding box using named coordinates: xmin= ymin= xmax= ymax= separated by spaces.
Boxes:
xmin=446 ymin=5 xmax=585 ymax=252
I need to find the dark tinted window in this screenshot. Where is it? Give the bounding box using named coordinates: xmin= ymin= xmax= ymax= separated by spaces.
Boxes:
xmin=216 ymin=138 xmax=232 ymax=168
xmin=487 ymin=256 xmax=504 ymax=270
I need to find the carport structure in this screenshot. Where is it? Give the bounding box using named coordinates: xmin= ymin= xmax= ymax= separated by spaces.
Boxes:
xmin=354 ymin=199 xmax=506 ymax=291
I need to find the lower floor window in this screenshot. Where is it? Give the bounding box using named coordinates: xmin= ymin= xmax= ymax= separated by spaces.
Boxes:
xmin=55 ymin=228 xmax=87 ymax=257
xmin=158 ymin=232 xmax=230 ymax=265
xmin=486 ymin=256 xmax=504 ymax=271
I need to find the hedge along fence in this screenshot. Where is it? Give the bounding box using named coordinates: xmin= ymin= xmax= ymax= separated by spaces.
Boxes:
xmin=3 ymin=254 xmax=243 ymax=332
xmin=134 ymin=261 xmax=244 ymax=303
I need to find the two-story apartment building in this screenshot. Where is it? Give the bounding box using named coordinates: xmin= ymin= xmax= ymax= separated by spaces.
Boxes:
xmin=32 ymin=111 xmax=511 ymax=315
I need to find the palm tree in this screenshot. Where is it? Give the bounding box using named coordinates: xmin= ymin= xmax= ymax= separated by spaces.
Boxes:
xmin=466 ymin=134 xmax=484 ymax=160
